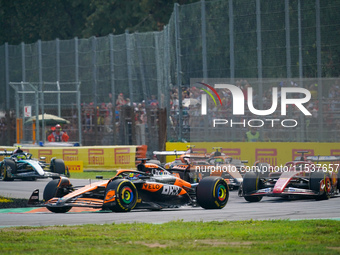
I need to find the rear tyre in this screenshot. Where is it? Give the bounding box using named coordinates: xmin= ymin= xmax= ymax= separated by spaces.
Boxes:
xmin=1 ymin=160 xmax=15 ymax=181
xmin=43 ymin=179 xmax=72 ymax=213
xmin=104 ymin=179 xmax=138 ymax=212
xmin=310 ymin=171 xmax=331 ymax=200
xmin=50 ymin=159 xmax=66 ymax=175
xmin=196 ymin=176 xmax=229 ymax=209
xmin=242 ymin=172 xmax=263 ymax=202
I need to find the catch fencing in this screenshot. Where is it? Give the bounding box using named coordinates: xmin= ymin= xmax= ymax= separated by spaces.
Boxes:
xmin=0 ymin=0 xmax=340 ymax=148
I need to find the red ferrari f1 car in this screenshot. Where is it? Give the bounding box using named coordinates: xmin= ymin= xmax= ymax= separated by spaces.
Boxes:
xmin=239 ymin=152 xmax=340 ymax=202
xmin=153 ymin=147 xmax=246 ymax=190
xmin=28 ymin=168 xmax=229 ymax=213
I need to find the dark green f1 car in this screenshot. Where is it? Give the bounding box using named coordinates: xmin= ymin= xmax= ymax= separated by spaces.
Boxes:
xmin=0 ymin=148 xmax=69 ymax=181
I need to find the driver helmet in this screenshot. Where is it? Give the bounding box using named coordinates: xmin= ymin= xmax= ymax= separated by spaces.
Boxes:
xmin=16 ymin=154 xmax=26 ymax=160
xmin=215 ymin=158 xmax=223 ymax=163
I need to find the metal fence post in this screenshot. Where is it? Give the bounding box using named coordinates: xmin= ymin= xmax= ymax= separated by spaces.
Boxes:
xmin=15 ymin=86 xmax=19 ymax=134
xmin=21 ymin=43 xmax=26 ymax=142
xmin=38 ymin=40 xmax=42 ymax=86
xmin=298 ymin=0 xmax=303 ymax=81
xmin=161 ymin=31 xmax=167 ymax=109
xmin=125 ymin=30 xmax=134 ymax=104
xmin=21 ymin=42 xmax=26 ymax=81
xmin=37 ymin=40 xmax=42 ymax=143
xmin=256 ymin=0 xmax=263 ymax=140
xmin=74 ymin=37 xmax=82 ymax=144
xmin=164 ymin=25 xmax=171 ymax=141
xmin=77 ymin=82 xmax=82 ymax=144
xmin=316 ymin=0 xmax=323 ymax=141
xmin=136 ymin=33 xmax=147 ymax=101
xmin=57 ymin=81 xmax=61 ymax=117
xmin=5 ymin=42 xmax=9 ymax=110
xmin=56 ymin=39 xmax=61 ymax=117
xmin=56 ymin=38 xmax=60 ymax=82
xmin=92 ymin=37 xmax=97 ymax=107
xmin=298 ymin=0 xmax=305 ymax=141
xmin=35 ymin=88 xmax=39 ymax=144
xmin=92 ymin=37 xmax=98 ymax=143
xmin=109 ymin=34 xmax=116 ymax=145
xmin=154 ymin=32 xmax=162 ymax=108
xmin=41 ymin=82 xmax=45 ymax=144
xmin=201 ymin=0 xmax=209 ymax=142
xmin=256 ymin=0 xmax=263 ymax=96
xmin=174 ymin=3 xmax=183 ymax=141
xmin=75 ymin=37 xmax=79 ymax=84
xmin=20 ymin=82 xmax=25 ymax=141
xmin=229 ymin=0 xmax=235 ymax=82
xmin=285 ymin=0 xmax=294 ymax=141
xmin=201 ymin=0 xmax=207 ymax=80
xmin=285 ymin=0 xmax=292 ymax=79
xmin=229 ymin=0 xmax=236 ymax=140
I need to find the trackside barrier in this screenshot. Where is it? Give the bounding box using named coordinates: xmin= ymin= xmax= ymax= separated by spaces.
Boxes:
xmin=64 ymin=161 xmax=84 ymax=173
xmin=166 ymin=142 xmax=340 ymax=167
xmin=0 ymin=146 xmax=145 ymax=170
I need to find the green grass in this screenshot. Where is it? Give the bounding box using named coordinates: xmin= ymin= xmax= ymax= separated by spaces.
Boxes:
xmin=0 ymin=220 xmax=339 ymax=254
xmin=70 ymin=171 xmax=117 ymax=180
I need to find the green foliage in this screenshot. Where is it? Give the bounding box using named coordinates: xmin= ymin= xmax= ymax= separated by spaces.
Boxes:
xmin=0 ymin=0 xmax=339 ymax=78
xmin=0 ymin=0 xmax=199 ymax=45
xmin=0 ymin=0 xmax=91 ymax=44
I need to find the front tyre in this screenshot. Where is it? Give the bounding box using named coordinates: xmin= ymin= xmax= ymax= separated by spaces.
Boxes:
xmin=196 ymin=176 xmax=229 ymax=209
xmin=1 ymin=160 xmax=15 ymax=181
xmin=104 ymin=179 xmax=138 ymax=212
xmin=43 ymin=178 xmax=72 ymax=213
xmin=242 ymin=172 xmax=263 ymax=202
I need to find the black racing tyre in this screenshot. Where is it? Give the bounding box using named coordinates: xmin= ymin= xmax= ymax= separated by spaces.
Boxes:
xmin=43 ymin=179 xmax=72 ymax=213
xmin=1 ymin=159 xmax=15 ymax=181
xmin=50 ymin=159 xmax=66 ymax=175
xmin=337 ymin=170 xmax=340 ymax=191
xmin=104 ymin=179 xmax=138 ymax=212
xmin=242 ymin=172 xmax=263 ymax=202
xmin=196 ymin=176 xmax=229 ymax=209
xmin=310 ymin=171 xmax=331 ymax=200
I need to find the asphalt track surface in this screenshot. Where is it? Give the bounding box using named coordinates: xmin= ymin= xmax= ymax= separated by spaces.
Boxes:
xmin=0 ymin=178 xmax=340 ymax=227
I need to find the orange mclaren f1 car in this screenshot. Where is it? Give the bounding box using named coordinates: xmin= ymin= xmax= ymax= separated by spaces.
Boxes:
xmin=28 ymin=168 xmax=229 ymax=213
